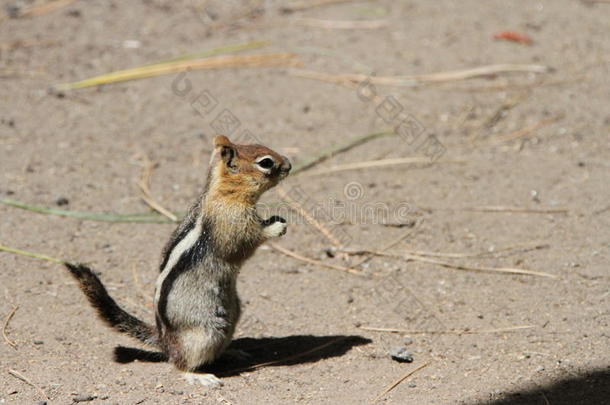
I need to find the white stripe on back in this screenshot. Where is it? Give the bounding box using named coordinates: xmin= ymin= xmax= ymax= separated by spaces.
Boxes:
xmin=154 ymin=217 xmax=203 ymax=306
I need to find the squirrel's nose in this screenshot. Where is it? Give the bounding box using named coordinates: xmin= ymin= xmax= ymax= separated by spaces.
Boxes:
xmin=281 ymin=157 xmax=292 ymax=173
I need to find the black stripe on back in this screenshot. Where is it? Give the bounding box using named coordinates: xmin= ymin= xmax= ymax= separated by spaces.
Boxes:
xmin=156 ymin=217 xmax=214 ymax=330
xmin=159 ymin=212 xmax=198 ymax=272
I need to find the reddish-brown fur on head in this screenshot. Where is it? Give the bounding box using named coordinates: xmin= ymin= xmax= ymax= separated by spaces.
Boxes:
xmin=209 ymin=136 xmax=291 ymax=205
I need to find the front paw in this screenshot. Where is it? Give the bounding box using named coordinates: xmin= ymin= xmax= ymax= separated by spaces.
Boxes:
xmin=262 ymin=216 xmax=287 ymax=238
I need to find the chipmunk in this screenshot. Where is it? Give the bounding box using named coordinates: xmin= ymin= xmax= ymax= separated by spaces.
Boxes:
xmin=65 ymin=135 xmax=291 ymax=387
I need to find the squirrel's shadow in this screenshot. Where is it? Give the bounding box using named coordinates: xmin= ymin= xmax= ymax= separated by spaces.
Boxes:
xmin=115 ymin=334 xmax=371 ymax=377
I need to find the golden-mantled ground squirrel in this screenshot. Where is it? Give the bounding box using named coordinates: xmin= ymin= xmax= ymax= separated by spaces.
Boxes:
xmin=65 ymin=135 xmax=291 ymax=386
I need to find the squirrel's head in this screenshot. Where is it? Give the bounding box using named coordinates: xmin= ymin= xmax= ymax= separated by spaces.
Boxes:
xmin=209 ymin=135 xmax=291 ymax=204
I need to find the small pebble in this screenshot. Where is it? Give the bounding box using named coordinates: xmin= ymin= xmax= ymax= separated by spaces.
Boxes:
xmin=403 ymin=337 xmax=413 ymax=346
xmin=55 ymin=197 xmax=70 ymax=206
xmin=73 ymin=394 xmax=96 ymax=402
xmin=390 ymin=346 xmax=413 ymax=363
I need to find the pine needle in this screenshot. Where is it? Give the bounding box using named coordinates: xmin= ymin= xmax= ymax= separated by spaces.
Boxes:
xmin=2 ymin=306 xmax=19 ymax=350
xmin=291 ymin=130 xmax=394 ymax=174
xmin=8 ymin=369 xmax=50 ymax=400
xmin=292 ymin=18 xmax=389 ymax=29
xmin=0 ymin=243 xmax=65 ymax=265
xmin=268 ymin=242 xmax=364 ymax=276
xmin=290 ymin=64 xmax=550 ymax=87
xmin=371 ymin=362 xmax=430 ymax=403
xmin=280 ymin=0 xmax=361 ymax=12
xmin=360 ymin=325 xmax=536 ymax=335
xmin=13 ymin=0 xmax=77 ymax=18
xmin=53 ymin=52 xmax=297 ymax=91
xmin=0 ymin=198 xmax=176 ymax=223
xmin=342 ymin=249 xmax=557 ymax=278
xmin=300 ymin=157 xmax=465 ymax=177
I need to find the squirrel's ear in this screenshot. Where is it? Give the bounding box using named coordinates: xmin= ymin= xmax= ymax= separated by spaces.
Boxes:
xmin=219 ymin=145 xmax=237 ymax=171
xmin=213 ymin=136 xmax=232 ymax=148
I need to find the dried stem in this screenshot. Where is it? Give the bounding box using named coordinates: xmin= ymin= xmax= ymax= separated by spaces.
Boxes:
xmin=268 ymin=242 xmax=363 ymax=276
xmin=2 ymin=306 xmax=19 ymax=349
xmin=371 ymin=362 xmax=430 ymax=403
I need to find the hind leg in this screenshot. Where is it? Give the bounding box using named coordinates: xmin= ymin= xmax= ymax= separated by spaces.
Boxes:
xmin=166 ymin=329 xmax=227 ymax=388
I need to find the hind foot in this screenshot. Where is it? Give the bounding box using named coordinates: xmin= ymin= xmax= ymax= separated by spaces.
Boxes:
xmin=183 ymin=372 xmax=223 ymax=387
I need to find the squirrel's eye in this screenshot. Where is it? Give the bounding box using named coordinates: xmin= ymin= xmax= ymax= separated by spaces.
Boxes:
xmin=257 ymin=158 xmax=275 ymax=169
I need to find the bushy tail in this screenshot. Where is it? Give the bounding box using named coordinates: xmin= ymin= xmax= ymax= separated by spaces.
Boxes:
xmin=65 ymin=263 xmax=158 ymax=346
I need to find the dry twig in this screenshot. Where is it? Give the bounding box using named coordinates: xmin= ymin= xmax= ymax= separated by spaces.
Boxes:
xmin=343 ymin=249 xmax=556 ymax=278
xmin=0 ymin=243 xmax=65 ymax=264
xmin=280 ymin=0 xmax=361 ymax=12
xmin=54 ymin=53 xmax=298 ymax=91
xmin=8 ymin=369 xmax=50 ymax=400
xmin=277 ymin=186 xmax=344 ymax=248
xmin=2 ymin=306 xmax=19 ymax=349
xmin=292 ymin=18 xmax=388 ymax=29
xmin=371 ymin=362 xmax=430 ymax=403
xmin=419 ymin=205 xmax=568 ymax=214
xmin=290 ymin=64 xmax=550 ymax=87
xmin=300 ymin=157 xmax=465 ymax=177
xmin=392 ymin=241 xmax=549 ymax=259
xmin=13 ymin=0 xmax=77 ymax=18
xmin=360 ymin=325 xmax=536 ymax=335
xmin=268 ymin=242 xmax=363 ymax=276
xmin=486 ymin=115 xmax=564 ymax=145
xmin=136 ymin=156 xmax=178 ymax=222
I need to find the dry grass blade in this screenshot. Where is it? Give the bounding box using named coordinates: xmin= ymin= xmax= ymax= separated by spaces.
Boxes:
xmin=8 ymin=369 xmax=50 ymax=400
xmin=300 ymin=157 xmax=465 ymax=176
xmin=352 ymin=221 xmax=424 ymax=269
xmin=53 ymin=53 xmax=298 ymax=91
xmin=419 ymin=205 xmax=569 ymax=214
xmin=290 ymin=64 xmax=549 ymax=87
xmin=14 ymin=0 xmax=77 ymax=18
xmin=136 ymin=156 xmax=178 ymax=222
xmin=268 ymin=242 xmax=363 ymax=276
xmin=398 ymin=241 xmax=549 ymax=259
xmin=280 ymin=0 xmax=361 ymax=12
xmin=292 ymin=18 xmax=389 ymax=29
xmin=371 ymin=362 xmax=430 ymax=403
xmin=343 ymin=249 xmax=556 ymax=278
xmin=291 ymin=131 xmax=394 ymax=174
xmin=227 ymin=336 xmax=349 ymax=374
xmin=0 ymin=243 xmax=65 ymax=265
xmin=276 ymin=186 xmax=344 ymax=248
xmin=404 ymin=253 xmax=556 ymax=278
xmin=361 ymin=325 xmax=536 ymax=335
xmin=404 ymin=252 xmax=556 ymax=278
xmin=486 ymin=114 xmax=564 ymax=145
xmin=2 ymin=306 xmax=19 ymax=350
xmin=462 ymin=206 xmax=568 ymax=214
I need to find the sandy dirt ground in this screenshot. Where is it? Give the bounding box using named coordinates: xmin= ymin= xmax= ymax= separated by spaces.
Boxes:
xmin=1 ymin=1 xmax=609 ymax=404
